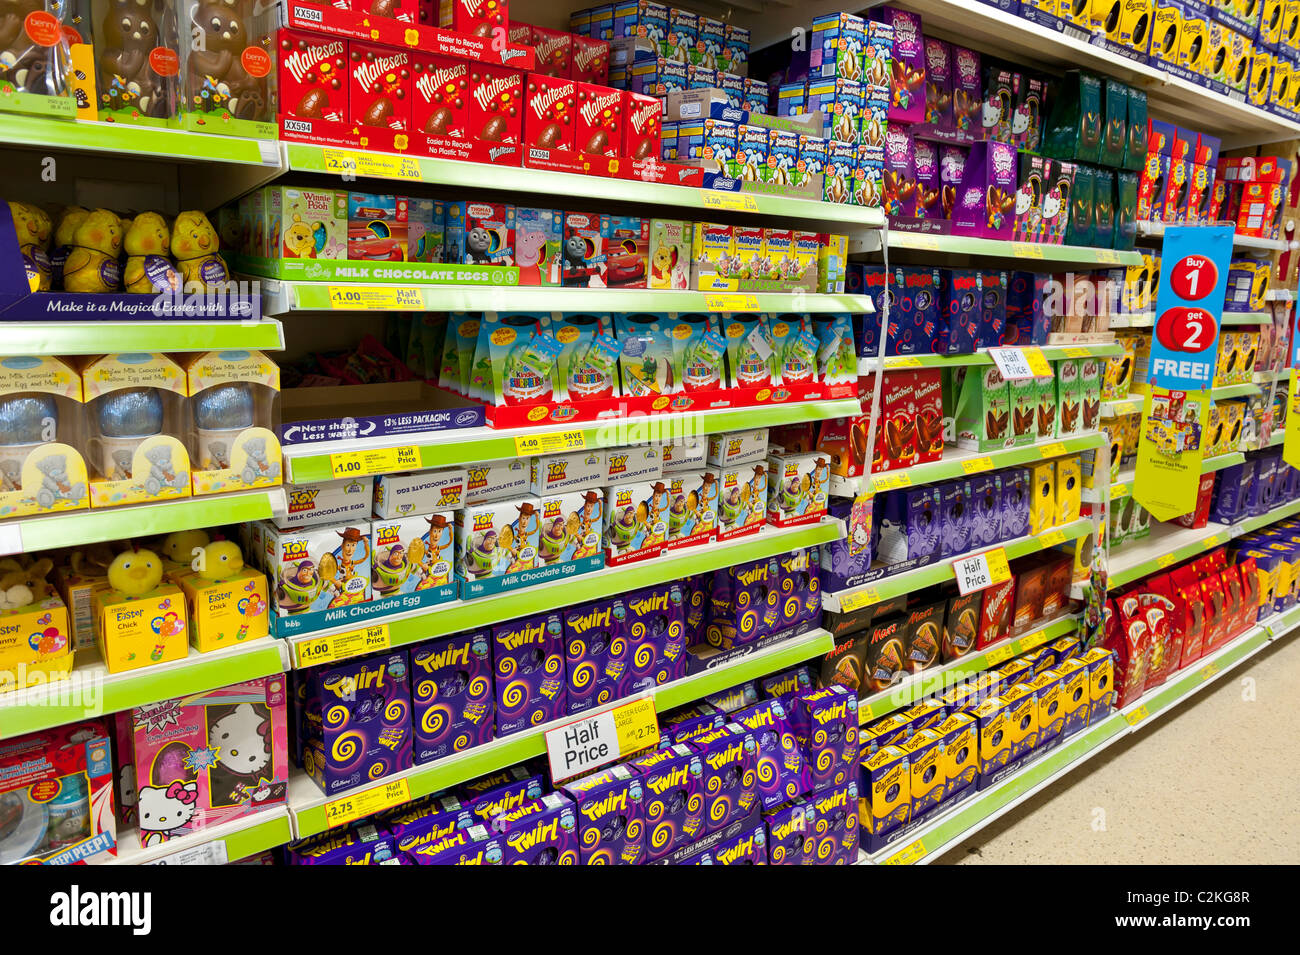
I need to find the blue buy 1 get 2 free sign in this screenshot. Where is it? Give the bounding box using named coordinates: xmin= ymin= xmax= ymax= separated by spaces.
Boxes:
xmin=1146 ymin=225 xmax=1235 ymax=392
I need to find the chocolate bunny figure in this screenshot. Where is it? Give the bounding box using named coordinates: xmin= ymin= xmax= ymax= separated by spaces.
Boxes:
xmin=99 ymin=0 xmax=170 ymax=118
xmin=1 ymin=0 xmax=65 ymax=96
xmin=186 ymin=0 xmax=267 ymax=120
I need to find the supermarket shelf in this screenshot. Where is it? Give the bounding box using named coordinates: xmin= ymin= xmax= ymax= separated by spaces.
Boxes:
xmin=109 ymin=808 xmax=292 ymax=865
xmin=285 ymin=520 xmax=843 ymax=667
xmin=1108 ymin=312 xmax=1153 ymax=328
xmin=1084 ymin=453 xmax=1245 ymax=503
xmin=1267 ymin=429 xmax=1286 ymax=448
xmin=1254 ymin=368 xmax=1290 ymax=383
xmin=1201 ymin=452 xmax=1247 ymax=473
xmin=857 ymin=344 xmax=1121 ymax=374
xmin=0 ymin=488 xmax=287 ymax=556
xmin=286 ymin=627 xmax=835 ymax=838
xmin=261 ymin=280 xmax=873 ymax=316
xmin=857 ymin=614 xmax=1080 ymax=722
xmin=1106 ymin=522 xmax=1233 ymax=587
xmin=0 ymin=641 xmax=289 ymax=740
xmin=865 ymin=614 xmax=1287 ymax=864
xmin=1265 ymin=289 xmax=1294 ymax=302
xmin=829 ymin=432 xmax=1105 ymax=497
xmin=0 ymin=113 xmax=281 ymax=167
xmin=285 ymin=144 xmax=886 ymax=234
xmin=822 ymin=518 xmax=1092 ymax=613
xmin=1138 ymin=221 xmax=1292 ymax=252
xmin=1210 ymin=383 xmax=1260 ymax=400
xmin=1226 ymin=496 xmax=1300 ymax=536
xmin=1101 ymin=395 xmax=1143 ymax=417
xmin=1 ymin=320 xmax=283 ymax=356
xmin=883 ymin=230 xmax=1140 ymax=266
xmin=283 ymin=400 xmax=861 ymax=480
xmin=1222 ymin=312 xmax=1273 ymax=326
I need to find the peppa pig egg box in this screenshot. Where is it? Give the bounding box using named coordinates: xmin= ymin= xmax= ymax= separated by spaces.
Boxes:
xmin=174 ymin=567 xmax=272 ymax=653
xmin=0 ymin=355 xmax=90 ymax=519
xmin=125 ymin=676 xmax=288 ymax=844
xmin=81 ymin=353 xmax=191 ymax=509
xmin=0 ymin=583 xmax=74 ymax=691
xmin=0 ymin=721 xmax=116 ymax=865
xmin=183 ymin=350 xmax=282 ymax=497
xmin=92 ymin=571 xmax=189 ymax=675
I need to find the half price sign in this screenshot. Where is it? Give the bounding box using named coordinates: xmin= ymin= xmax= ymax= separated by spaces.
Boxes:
xmin=953 ymin=547 xmax=1012 ymax=595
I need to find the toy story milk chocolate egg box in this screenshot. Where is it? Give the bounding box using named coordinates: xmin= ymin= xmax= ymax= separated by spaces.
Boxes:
xmin=266 ymin=522 xmax=372 ymax=617
xmin=603 ymin=479 xmax=670 ymax=565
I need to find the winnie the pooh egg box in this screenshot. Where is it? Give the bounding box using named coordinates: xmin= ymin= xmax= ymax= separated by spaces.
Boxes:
xmin=184 ymin=349 xmax=281 ymax=496
xmin=0 ymin=356 xmax=90 ymax=519
xmin=81 ymin=353 xmax=191 ymax=508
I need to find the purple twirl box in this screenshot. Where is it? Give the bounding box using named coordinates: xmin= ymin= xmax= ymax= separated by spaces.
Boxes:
xmin=1005 ymin=271 xmax=1049 ymax=346
xmin=302 ymin=651 xmax=413 ymax=796
xmin=943 ymin=268 xmax=981 ymax=354
xmin=463 ymin=772 xmax=546 ymax=825
xmin=734 ymin=699 xmax=807 ymax=808
xmin=777 ymin=546 xmax=821 ymax=627
xmin=663 ymin=702 xmax=727 ymax=744
xmin=287 ymin=823 xmax=398 ymax=865
xmin=564 ymin=596 xmax=630 ymax=714
xmin=977 ymin=270 xmax=1008 ymax=348
xmin=762 ymin=665 xmax=815 ymax=702
xmin=874 ymin=6 xmax=924 ymax=124
xmin=492 ymin=792 xmax=580 ymax=864
xmin=878 ymin=486 xmax=942 ymax=565
xmin=631 ymin=742 xmax=705 ymax=860
xmin=938 ymin=478 xmax=972 ymax=558
xmin=695 ymin=819 xmax=767 ymax=864
xmin=968 ymin=473 xmax=1004 ymax=547
xmin=623 ymin=582 xmax=688 ymax=689
xmin=765 ymin=800 xmax=815 ymax=864
xmin=682 ymin=572 xmax=711 ymax=642
xmin=810 ymin=778 xmax=859 ymax=864
xmin=821 ymin=495 xmax=873 ymax=591
xmin=924 ymin=37 xmax=952 ymax=127
xmin=1000 ymin=467 xmax=1031 ymax=539
xmin=953 ymin=139 xmax=1018 ymax=240
xmin=787 ymin=684 xmax=858 ymax=794
xmin=1210 ymin=460 xmax=1247 ymax=524
xmin=458 ymin=763 xmax=533 ymax=802
xmin=707 ymin=555 xmax=782 ymax=647
xmin=491 ymin=612 xmax=566 ymax=736
xmin=691 ymin=721 xmax=759 ymax=832
xmin=562 ymin=763 xmax=646 ymax=865
xmin=406 ymin=824 xmax=500 ymax=865
xmin=410 ymin=631 xmax=494 ymax=765
xmin=384 ymin=795 xmax=473 ymax=851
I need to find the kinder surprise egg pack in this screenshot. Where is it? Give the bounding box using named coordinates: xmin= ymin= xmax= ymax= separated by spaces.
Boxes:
xmin=265 ymin=522 xmax=372 ymax=617
xmin=552 ymin=313 xmax=622 ymax=402
xmin=614 ymin=313 xmax=675 ymax=396
xmin=477 ymin=311 xmax=563 ymax=407
xmin=0 ymin=356 xmax=90 ymax=519
xmin=0 ymin=721 xmax=116 ymax=865
xmin=127 ymin=676 xmax=288 ymax=845
xmin=185 ymin=350 xmax=282 ymax=496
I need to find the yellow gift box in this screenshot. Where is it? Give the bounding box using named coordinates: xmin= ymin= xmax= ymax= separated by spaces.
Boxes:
xmin=175 ymin=568 xmax=271 ymax=653
xmin=93 ymin=584 xmax=189 ymax=674
xmin=0 ymin=596 xmax=74 ymax=691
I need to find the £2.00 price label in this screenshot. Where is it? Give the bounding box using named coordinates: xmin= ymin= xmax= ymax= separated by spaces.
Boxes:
xmin=954 ymin=547 xmax=1011 ymax=595
xmin=329 ymin=445 xmax=420 ymax=479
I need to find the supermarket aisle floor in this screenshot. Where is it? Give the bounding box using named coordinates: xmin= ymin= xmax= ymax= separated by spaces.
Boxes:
xmin=938 ymin=632 xmax=1300 ymax=865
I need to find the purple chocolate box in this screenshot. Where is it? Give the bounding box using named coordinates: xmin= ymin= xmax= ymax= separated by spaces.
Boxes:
xmin=777 ymin=546 xmax=821 ymax=628
xmin=406 ymin=824 xmax=502 ymax=865
xmin=663 ymin=702 xmax=728 ymax=745
xmin=977 ymin=270 xmax=1007 ymax=348
xmin=786 ymin=684 xmax=859 ymax=795
xmin=1000 ymin=467 xmax=1030 ymax=539
xmin=707 ymin=556 xmax=783 ymax=647
xmin=968 ymin=472 xmax=1004 ymax=547
xmin=760 ymin=665 xmax=815 ymax=703
xmin=410 ymin=631 xmax=495 ymax=765
xmin=564 ymin=596 xmax=631 ymax=714
xmin=384 ymin=794 xmax=474 ymax=854
xmin=938 ymin=478 xmax=972 ymax=558
xmin=462 ymin=772 xmax=546 ymax=825
xmin=1005 ymin=271 xmax=1049 ymax=346
xmin=953 ymin=139 xmax=1018 ymax=240
xmin=301 ymin=651 xmax=413 ymax=796
xmin=491 ymin=613 xmax=567 ymax=735
xmin=287 ymin=822 xmax=398 ymax=865
xmin=492 ymin=792 xmax=580 ymax=865
xmin=624 ymin=583 xmax=688 ymax=690
xmin=943 ymin=269 xmax=981 ymax=355
xmin=875 ymin=6 xmax=924 ymax=125
xmin=690 ymin=722 xmax=759 ymax=833
xmin=695 ymin=820 xmax=767 ymax=864
xmin=562 ymin=763 xmax=646 ymax=864
xmin=878 ymin=486 xmax=942 ymax=565
xmin=888 ymin=266 xmax=943 ymax=356
xmin=765 ymin=800 xmax=815 ymax=865
xmin=734 ymin=699 xmax=807 ymax=809
xmin=810 ymin=778 xmax=859 ymax=864
xmin=631 ymin=743 xmax=705 ymax=861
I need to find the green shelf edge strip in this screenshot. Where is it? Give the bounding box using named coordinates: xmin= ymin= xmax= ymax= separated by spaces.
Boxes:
xmin=296 ymin=521 xmax=843 ymax=663
xmin=1127 ymin=627 xmax=1272 ymax=725
xmin=0 ymin=114 xmax=278 ymax=165
xmin=1201 ymin=452 xmax=1246 ymax=474
xmin=827 ymin=519 xmax=1093 ymax=609
xmin=286 ymin=144 xmax=885 ymax=228
xmin=290 ymin=628 xmax=835 ymax=837
xmin=1211 ymin=383 xmax=1261 ymax=400
xmin=0 ymin=643 xmax=286 ymax=740
xmin=286 ymin=400 xmax=862 ymax=481
xmin=865 ymin=434 xmax=1105 ymax=493
xmin=1230 ymin=497 xmax=1300 ymax=535
xmin=886 ymin=232 xmax=1142 ymax=266
xmin=4 ymin=321 xmax=283 ymax=356
xmin=8 ymin=491 xmax=280 ymax=553
xmin=221 ymin=813 xmax=294 ymax=863
xmin=1221 ymin=312 xmax=1271 ymax=325
xmin=878 ymin=345 xmax=1122 ymax=369
xmin=858 ymin=614 xmax=1080 ymax=722
xmin=1109 ymin=529 xmax=1230 ymax=588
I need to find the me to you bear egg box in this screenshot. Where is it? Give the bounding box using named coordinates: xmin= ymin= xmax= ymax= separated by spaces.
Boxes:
xmin=82 ymin=353 xmax=191 ymax=508
xmin=0 ymin=356 xmax=90 ymax=519
xmin=184 ymin=350 xmax=281 ymax=496
xmin=301 ymin=652 xmax=411 ymax=795
xmin=126 ymin=676 xmax=287 ymax=845
xmin=0 ymin=720 xmax=116 ymax=865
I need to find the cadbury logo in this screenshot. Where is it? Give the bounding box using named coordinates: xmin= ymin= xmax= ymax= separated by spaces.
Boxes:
xmin=354 ymin=53 xmax=409 ymax=93
xmin=285 ymin=41 xmax=344 ymax=83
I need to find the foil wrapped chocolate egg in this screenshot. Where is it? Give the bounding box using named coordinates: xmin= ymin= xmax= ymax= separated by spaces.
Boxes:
xmin=0 ymin=393 xmax=57 ymax=445
xmin=193 ymin=383 xmax=255 ymax=431
xmin=97 ymin=387 xmax=164 ymax=438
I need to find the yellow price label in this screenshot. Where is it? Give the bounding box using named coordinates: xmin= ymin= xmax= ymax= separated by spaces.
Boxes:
xmin=612 ymin=697 xmax=659 ymax=753
xmin=838 ymin=588 xmax=880 ymax=613
xmin=1095 ymin=250 xmax=1121 ymax=264
xmin=327 ymin=286 xmax=424 ymax=310
xmin=907 ymin=234 xmax=942 ymax=251
xmin=329 ymin=445 xmax=420 ymax=479
xmin=884 ymin=839 xmax=927 ymax=865
xmin=1039 ymin=442 xmax=1068 ymax=459
xmin=705 ymin=293 xmax=760 ymax=312
xmin=1125 ymin=704 xmax=1149 ymax=726
xmin=514 ymin=429 xmax=588 ymax=456
xmin=321 ymin=148 xmax=422 ymax=181
xmin=1012 ymin=242 xmax=1046 ymax=259
xmin=701 ymin=190 xmax=759 ymax=212
xmin=1156 ymin=553 xmax=1177 ymax=568
xmin=1111 ymin=483 xmax=1129 ymax=498
xmin=962 ymin=456 xmax=994 ymax=474
xmin=325 ymin=778 xmax=411 ymax=829
xmin=1022 ymin=347 xmax=1052 ymax=378
xmin=985 ymin=547 xmax=1011 ymax=584
xmin=1063 ymin=347 xmax=1092 ymax=358
xmin=1038 ymin=529 xmax=1068 ymax=548
xmin=1199 ymin=661 xmax=1221 ymax=682
xmin=888 ymin=356 xmax=925 ymax=368
xmin=985 ymin=642 xmax=1014 ymax=665
xmin=296 ymin=623 xmax=392 ymax=668
xmin=1203 ymin=534 xmax=1222 ymax=549
xmin=873 ymin=471 xmax=913 ymax=491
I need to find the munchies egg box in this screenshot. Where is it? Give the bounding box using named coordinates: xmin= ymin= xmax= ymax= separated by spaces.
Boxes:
xmin=491 ymin=612 xmax=566 ymax=736
xmin=409 ymin=631 xmax=495 ymax=765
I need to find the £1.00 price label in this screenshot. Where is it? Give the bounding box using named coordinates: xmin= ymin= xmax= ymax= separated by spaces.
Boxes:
xmin=953 ymin=547 xmax=1011 ymax=595
xmin=329 ymin=445 xmax=420 ymax=479
xmin=295 ymin=624 xmax=391 ymax=668
xmin=701 ymin=190 xmax=759 ymax=212
xmin=546 ymin=696 xmax=659 ymax=783
xmin=327 ymin=286 xmax=424 ymax=311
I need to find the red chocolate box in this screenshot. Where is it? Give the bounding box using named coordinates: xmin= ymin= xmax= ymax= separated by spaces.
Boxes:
xmin=532 ymin=25 xmax=572 ymax=78
xmin=622 ymin=91 xmax=662 ymax=163
xmin=468 ymin=62 xmax=524 ymax=144
xmin=412 ymin=53 xmax=471 ymax=139
xmin=440 ymin=0 xmax=508 ymax=38
xmin=524 ymin=74 xmax=577 ymax=150
xmin=278 ymin=29 xmax=352 ymax=145
xmin=353 ymin=0 xmax=415 ymax=21
xmin=570 ymin=35 xmax=610 ymax=85
xmin=574 ymin=82 xmax=623 ymax=158
xmin=349 ymin=42 xmax=411 ymax=133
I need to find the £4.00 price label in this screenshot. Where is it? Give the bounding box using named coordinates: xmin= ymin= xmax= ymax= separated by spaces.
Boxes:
xmin=325 ymin=778 xmax=411 ymax=829
xmin=514 ymin=429 xmax=587 ymax=456
xmin=546 ymin=695 xmax=660 ymax=783
xmin=953 ymin=547 xmax=1011 ymax=595
xmin=330 ymin=445 xmax=420 ymax=479
xmin=988 ymin=346 xmax=1051 ymax=381
xmin=705 ymin=293 xmax=760 ymax=312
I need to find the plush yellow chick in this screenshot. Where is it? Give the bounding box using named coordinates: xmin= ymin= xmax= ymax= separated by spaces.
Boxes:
xmin=171 ymin=211 xmax=230 ymax=292
xmin=196 ymin=540 xmax=245 ymax=581
xmin=9 ymin=201 xmax=53 ymax=291
xmin=62 ymin=208 xmax=124 ymax=293
xmin=107 ymin=548 xmax=164 ymax=597
xmin=159 ymin=528 xmax=210 ymax=567
xmin=124 ymin=212 xmax=180 ymax=293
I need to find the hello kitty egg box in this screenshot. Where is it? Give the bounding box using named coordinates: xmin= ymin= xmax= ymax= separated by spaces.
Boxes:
xmin=0 ymin=356 xmax=90 ymax=519
xmin=81 ymin=353 xmax=191 ymax=508
xmin=185 ymin=350 xmax=282 ymax=496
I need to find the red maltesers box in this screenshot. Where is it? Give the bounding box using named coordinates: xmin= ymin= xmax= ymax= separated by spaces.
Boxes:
xmin=439 ymin=0 xmax=507 ymax=38
xmin=622 ymin=91 xmax=662 ymax=162
xmin=524 ymin=74 xmax=577 ymax=150
xmin=532 ymin=25 xmax=572 ymax=77
xmin=349 ymin=41 xmax=412 ymax=136
xmin=353 ymin=0 xmax=415 ymax=21
xmin=278 ymin=29 xmax=352 ymax=145
xmin=508 ymin=21 xmax=533 ymax=44
xmin=570 ymin=34 xmax=610 ymax=85
xmin=411 ymin=53 xmax=470 ymax=139
xmin=574 ymin=82 xmax=623 ymax=158
xmin=467 ymin=62 xmax=523 ymax=144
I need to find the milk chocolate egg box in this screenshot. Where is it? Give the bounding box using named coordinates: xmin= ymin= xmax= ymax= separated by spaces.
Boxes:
xmin=456 ymin=495 xmax=543 ymax=581
xmin=623 ymin=582 xmax=688 ymax=689
xmin=707 ymin=556 xmax=782 ymax=648
xmin=688 ymin=722 xmax=759 ymax=833
xmin=561 ymin=764 xmax=645 ymax=864
xmin=492 ymin=792 xmax=580 ymax=864
xmin=278 ymin=29 xmax=348 ymax=135
xmin=348 ymin=42 xmax=411 ymax=133
xmin=563 ymin=596 xmax=630 ymax=714
xmin=603 ymin=477 xmax=669 ymax=563
xmin=786 ymin=684 xmax=858 ymax=794
xmin=810 ymin=778 xmax=859 ymax=864
xmin=734 ymin=699 xmax=807 ymax=809
xmin=631 ymin=743 xmax=705 ymax=862
xmin=410 ymin=630 xmax=494 ymax=764
xmin=266 ymin=521 xmax=372 ymax=617
xmin=765 ymin=800 xmax=815 ymax=865
xmin=491 ymin=612 xmax=566 ymax=736
xmin=766 ymin=450 xmax=830 ymax=527
xmin=662 ymin=469 xmax=718 ymax=549
xmin=716 ymin=461 xmax=768 ymax=541
xmin=371 ymin=512 xmax=455 ymax=597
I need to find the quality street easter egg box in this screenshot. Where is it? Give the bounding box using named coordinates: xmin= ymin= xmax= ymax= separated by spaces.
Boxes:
xmin=491 ymin=612 xmax=566 ymax=736
xmin=766 ymin=451 xmax=830 ymax=527
xmin=410 ymin=631 xmax=495 ymax=764
xmin=603 ymin=478 xmax=670 ymax=565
